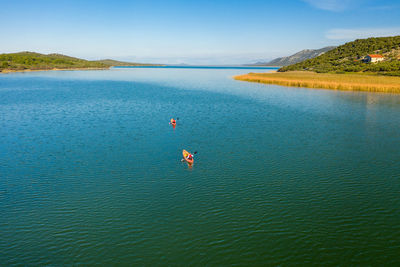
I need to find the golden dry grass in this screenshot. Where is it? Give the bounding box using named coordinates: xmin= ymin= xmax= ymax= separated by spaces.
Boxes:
xmin=234 ymin=71 xmax=400 ymax=93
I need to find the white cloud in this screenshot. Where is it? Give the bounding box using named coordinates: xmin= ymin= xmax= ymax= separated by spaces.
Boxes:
xmin=302 ymin=0 xmax=364 ymax=11
xmin=326 ymin=27 xmax=400 ymax=40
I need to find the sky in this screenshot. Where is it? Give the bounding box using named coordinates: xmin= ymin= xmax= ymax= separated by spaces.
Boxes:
xmin=1 ymin=0 xmax=400 ymax=64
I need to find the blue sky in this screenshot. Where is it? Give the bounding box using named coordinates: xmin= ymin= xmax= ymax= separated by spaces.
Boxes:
xmin=1 ymin=0 xmax=400 ymax=64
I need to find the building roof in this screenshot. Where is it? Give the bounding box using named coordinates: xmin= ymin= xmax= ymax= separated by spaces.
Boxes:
xmin=368 ymin=54 xmax=384 ymax=58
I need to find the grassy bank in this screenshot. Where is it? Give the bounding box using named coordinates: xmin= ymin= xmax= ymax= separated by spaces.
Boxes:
xmin=234 ymin=71 xmax=400 ymax=93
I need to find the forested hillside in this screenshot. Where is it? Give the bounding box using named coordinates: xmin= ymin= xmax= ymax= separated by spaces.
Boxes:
xmin=0 ymin=52 xmax=159 ymax=72
xmin=279 ymin=36 xmax=400 ymax=76
xmin=0 ymin=52 xmax=108 ymax=71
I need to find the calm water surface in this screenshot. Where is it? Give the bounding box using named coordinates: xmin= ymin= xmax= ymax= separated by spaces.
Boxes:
xmin=1 ymin=67 xmax=399 ymax=265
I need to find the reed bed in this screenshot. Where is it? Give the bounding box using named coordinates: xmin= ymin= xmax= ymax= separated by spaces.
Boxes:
xmin=234 ymin=71 xmax=400 ymax=93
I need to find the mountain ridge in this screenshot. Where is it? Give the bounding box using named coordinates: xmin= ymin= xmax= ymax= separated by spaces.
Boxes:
xmin=251 ymin=46 xmax=336 ymax=66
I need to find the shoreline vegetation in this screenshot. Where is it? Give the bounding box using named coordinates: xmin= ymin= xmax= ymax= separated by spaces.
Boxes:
xmin=1 ymin=67 xmax=109 ymax=74
xmin=236 ymin=36 xmax=400 ymax=93
xmin=234 ymin=71 xmax=400 ymax=93
xmin=278 ymin=36 xmax=400 ymax=76
xmin=0 ymin=52 xmax=163 ymax=74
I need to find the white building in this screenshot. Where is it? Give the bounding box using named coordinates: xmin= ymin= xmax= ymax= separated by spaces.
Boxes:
xmin=365 ymin=54 xmax=384 ymax=63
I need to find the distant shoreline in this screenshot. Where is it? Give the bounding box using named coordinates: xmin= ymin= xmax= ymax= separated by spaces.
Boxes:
xmin=0 ymin=65 xmax=277 ymax=74
xmin=0 ymin=51 xmax=165 ymax=74
xmin=234 ymin=71 xmax=400 ymax=93
xmin=242 ymin=65 xmax=282 ymax=68
xmin=0 ymin=65 xmax=162 ymax=74
xmin=0 ymin=67 xmax=110 ymax=74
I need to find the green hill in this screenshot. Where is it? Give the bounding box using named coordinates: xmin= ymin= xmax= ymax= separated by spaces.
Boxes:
xmin=279 ymin=36 xmax=400 ymax=76
xmin=0 ymin=52 xmax=108 ymax=71
xmin=0 ymin=52 xmax=162 ymax=72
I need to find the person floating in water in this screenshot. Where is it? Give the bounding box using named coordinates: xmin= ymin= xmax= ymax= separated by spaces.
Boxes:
xmin=170 ymin=118 xmax=176 ymax=125
xmin=182 ymin=150 xmax=197 ymax=164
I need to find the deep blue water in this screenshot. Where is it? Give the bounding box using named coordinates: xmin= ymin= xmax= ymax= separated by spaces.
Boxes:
xmin=1 ymin=67 xmax=400 ymax=265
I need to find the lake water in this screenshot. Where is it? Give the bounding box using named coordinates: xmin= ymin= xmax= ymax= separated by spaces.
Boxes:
xmin=1 ymin=67 xmax=399 ymax=265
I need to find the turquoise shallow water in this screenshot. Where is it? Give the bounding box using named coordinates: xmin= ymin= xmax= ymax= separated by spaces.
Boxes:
xmin=1 ymin=67 xmax=400 ymax=265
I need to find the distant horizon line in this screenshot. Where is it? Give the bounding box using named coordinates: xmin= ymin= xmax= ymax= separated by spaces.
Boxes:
xmin=113 ymin=65 xmax=281 ymax=68
xmin=0 ymin=50 xmax=284 ymax=66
